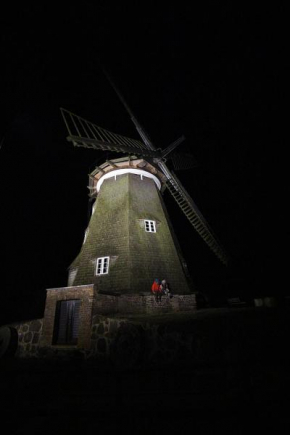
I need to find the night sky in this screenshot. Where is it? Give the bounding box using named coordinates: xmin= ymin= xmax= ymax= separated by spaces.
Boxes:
xmin=1 ymin=4 xmax=272 ymax=324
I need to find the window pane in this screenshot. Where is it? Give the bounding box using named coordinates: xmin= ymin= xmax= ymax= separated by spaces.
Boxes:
xmin=96 ymin=257 xmax=109 ymax=275
xmin=144 ymin=220 xmax=156 ymax=232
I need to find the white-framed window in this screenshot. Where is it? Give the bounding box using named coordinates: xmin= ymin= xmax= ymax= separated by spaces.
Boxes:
xmin=144 ymin=220 xmax=156 ymax=233
xmin=96 ymin=257 xmax=110 ymax=275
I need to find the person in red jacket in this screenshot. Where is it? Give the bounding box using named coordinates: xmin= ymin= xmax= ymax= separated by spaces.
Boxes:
xmin=151 ymin=278 xmax=162 ymax=302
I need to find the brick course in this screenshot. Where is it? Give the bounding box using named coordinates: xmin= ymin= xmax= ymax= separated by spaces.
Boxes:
xmin=40 ymin=285 xmax=94 ymax=350
xmin=93 ymin=291 xmax=196 ymax=315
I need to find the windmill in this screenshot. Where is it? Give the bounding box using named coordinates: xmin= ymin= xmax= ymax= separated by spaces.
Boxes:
xmin=60 ymin=69 xmax=229 ymax=297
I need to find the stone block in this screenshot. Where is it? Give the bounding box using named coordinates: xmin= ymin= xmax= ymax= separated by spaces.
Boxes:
xmin=24 ymin=332 xmax=33 ymax=343
xmin=32 ymin=333 xmax=40 ymax=344
xmin=30 ymin=320 xmax=42 ymax=332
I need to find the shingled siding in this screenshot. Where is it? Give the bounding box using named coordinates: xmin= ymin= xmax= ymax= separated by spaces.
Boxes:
xmin=70 ymin=174 xmax=131 ymax=292
xmin=68 ymin=172 xmax=191 ymax=295
xmin=128 ymin=174 xmax=191 ymax=294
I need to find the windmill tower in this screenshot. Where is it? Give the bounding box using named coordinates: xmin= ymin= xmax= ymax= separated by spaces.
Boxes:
xmin=38 ymin=70 xmax=231 ymax=350
xmin=60 ymin=71 xmax=228 ymax=298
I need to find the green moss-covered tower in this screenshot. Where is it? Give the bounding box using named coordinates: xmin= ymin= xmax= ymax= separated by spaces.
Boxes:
xmin=68 ymin=156 xmax=192 ymax=295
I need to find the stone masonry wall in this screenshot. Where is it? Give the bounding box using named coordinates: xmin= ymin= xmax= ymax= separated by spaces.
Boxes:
xmin=5 ymin=287 xmax=195 ymax=361
xmin=13 ymin=319 xmax=43 ymax=357
xmin=89 ymin=315 xmax=126 ymax=360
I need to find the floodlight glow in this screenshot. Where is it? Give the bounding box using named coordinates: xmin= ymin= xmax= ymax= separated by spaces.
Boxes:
xmin=96 ymin=168 xmax=161 ymax=192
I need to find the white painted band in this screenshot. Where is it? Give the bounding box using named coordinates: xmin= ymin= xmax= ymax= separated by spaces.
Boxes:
xmin=96 ymin=168 xmax=161 ymax=192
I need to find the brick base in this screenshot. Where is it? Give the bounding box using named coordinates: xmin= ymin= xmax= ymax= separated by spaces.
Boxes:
xmin=33 ymin=285 xmax=196 ymax=355
xmin=40 ymin=285 xmax=95 ymax=350
xmin=94 ymin=292 xmax=196 ymax=315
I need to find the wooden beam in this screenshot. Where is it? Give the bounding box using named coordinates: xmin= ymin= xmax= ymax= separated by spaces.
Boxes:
xmin=106 ymin=160 xmax=117 ymax=168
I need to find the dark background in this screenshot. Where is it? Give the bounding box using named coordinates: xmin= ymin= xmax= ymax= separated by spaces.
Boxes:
xmin=1 ymin=3 xmax=273 ymax=324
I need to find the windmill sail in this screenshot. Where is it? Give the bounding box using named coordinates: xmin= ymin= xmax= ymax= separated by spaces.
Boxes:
xmin=164 ymin=169 xmax=229 ymax=265
xmin=61 ymin=70 xmax=229 ymax=266
xmin=60 ymin=108 xmax=160 ymax=159
xmin=101 ymin=68 xmax=156 ymax=151
xmin=100 ymin=71 xmax=229 ymax=265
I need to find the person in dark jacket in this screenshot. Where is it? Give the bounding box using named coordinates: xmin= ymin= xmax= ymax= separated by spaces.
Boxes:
xmin=151 ymin=278 xmax=162 ymax=302
xmin=160 ymin=279 xmax=168 ymax=295
xmin=160 ymin=279 xmax=173 ymax=298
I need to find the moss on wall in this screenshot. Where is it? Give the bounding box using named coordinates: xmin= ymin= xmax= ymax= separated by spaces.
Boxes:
xmin=70 ymin=172 xmax=191 ymax=294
